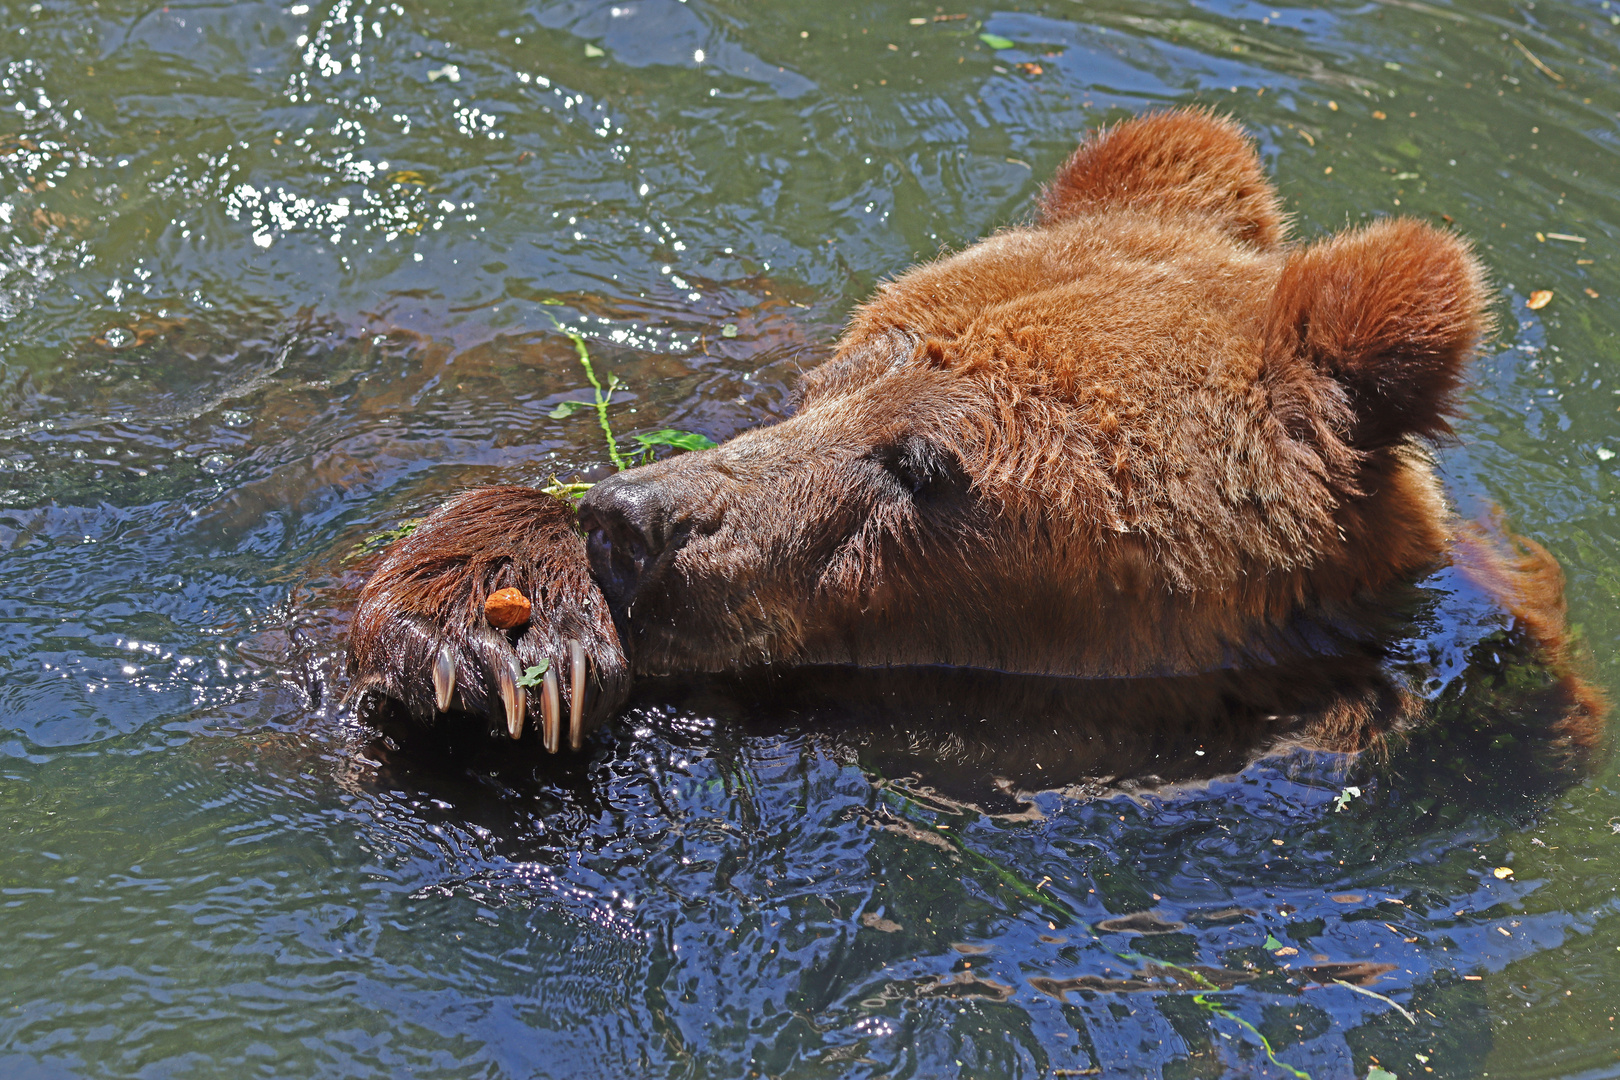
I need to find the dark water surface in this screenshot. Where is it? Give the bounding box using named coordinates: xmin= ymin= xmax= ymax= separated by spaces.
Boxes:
xmin=3 ymin=1 xmax=1620 ymax=1077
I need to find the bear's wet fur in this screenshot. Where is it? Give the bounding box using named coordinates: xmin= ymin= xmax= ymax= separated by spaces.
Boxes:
xmin=351 ymin=486 xmax=630 ymax=747
xmin=348 ymin=108 xmax=1603 ymax=765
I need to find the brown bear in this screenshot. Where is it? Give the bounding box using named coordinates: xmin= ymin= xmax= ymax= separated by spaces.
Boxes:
xmin=347 ymin=108 xmax=1598 ymax=761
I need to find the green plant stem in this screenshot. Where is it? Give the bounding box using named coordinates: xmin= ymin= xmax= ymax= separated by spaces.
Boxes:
xmin=544 ymin=311 xmax=628 ymax=471
xmin=568 ymin=330 xmax=628 ymax=471
xmin=542 ymin=479 xmax=595 ymax=500
xmin=1193 ymin=993 xmax=1312 ymax=1080
xmin=877 ymin=786 xmax=1313 ymax=1080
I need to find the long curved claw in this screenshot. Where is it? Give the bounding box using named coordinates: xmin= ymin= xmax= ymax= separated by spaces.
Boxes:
xmin=542 ymin=667 xmax=562 ymax=753
xmin=433 ymin=644 xmax=457 ymax=713
xmin=568 ymin=639 xmax=588 ymax=751
xmin=498 ymin=655 xmax=526 ymax=740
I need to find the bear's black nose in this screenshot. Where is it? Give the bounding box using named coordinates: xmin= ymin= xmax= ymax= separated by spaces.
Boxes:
xmin=578 ymin=474 xmax=679 ymax=607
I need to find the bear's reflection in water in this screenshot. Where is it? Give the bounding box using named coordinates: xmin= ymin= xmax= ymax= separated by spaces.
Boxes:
xmin=361 ymin=563 xmax=1603 ymax=821
xmin=650 ymin=642 xmax=1596 ymax=818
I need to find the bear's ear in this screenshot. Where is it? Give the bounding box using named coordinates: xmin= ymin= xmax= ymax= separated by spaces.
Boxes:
xmin=1263 ymin=218 xmax=1490 ymax=450
xmin=1037 ymin=107 xmax=1283 ymax=247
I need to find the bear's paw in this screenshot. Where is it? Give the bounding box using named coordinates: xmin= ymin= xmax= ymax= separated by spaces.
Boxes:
xmin=347 ymin=486 xmax=629 ymax=752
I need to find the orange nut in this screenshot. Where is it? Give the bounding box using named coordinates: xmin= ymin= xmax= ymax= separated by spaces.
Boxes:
xmin=484 ymin=587 xmax=532 ymax=629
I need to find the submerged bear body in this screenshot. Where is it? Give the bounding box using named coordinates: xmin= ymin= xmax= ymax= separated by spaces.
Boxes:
xmin=348 ymin=109 xmax=1598 ymax=767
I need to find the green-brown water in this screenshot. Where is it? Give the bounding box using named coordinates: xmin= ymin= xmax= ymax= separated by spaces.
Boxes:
xmin=3 ymin=1 xmax=1620 ymax=1077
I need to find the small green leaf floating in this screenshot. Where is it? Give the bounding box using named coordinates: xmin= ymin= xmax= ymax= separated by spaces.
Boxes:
xmin=517 ymin=660 xmax=550 ymax=688
xmin=720 ymin=323 xmax=739 ymax=339
xmin=350 ymin=517 xmax=423 ymax=559
xmin=584 ymin=43 xmax=605 ymax=58
xmin=635 ymin=429 xmax=718 ymax=452
xmin=549 ymin=400 xmax=591 ymax=419
xmin=1367 ymin=1068 xmax=1399 ymax=1080
xmin=979 ymin=32 xmax=1015 ymax=49
xmin=1263 ymin=934 xmax=1286 ymax=951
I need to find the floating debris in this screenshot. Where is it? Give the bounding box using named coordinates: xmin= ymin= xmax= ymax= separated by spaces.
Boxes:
xmin=1512 ymin=36 xmax=1564 ymax=82
xmin=1096 ymin=912 xmax=1184 ymax=934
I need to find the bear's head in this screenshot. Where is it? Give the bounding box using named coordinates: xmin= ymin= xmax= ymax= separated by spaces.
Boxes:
xmin=577 ymin=109 xmax=1487 ymax=680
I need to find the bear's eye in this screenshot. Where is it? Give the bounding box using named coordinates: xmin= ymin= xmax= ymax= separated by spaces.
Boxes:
xmin=873 ymin=437 xmax=963 ymax=500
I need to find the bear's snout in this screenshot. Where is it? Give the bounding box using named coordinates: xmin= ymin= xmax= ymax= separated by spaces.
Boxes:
xmin=579 ymin=472 xmax=682 ymax=610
